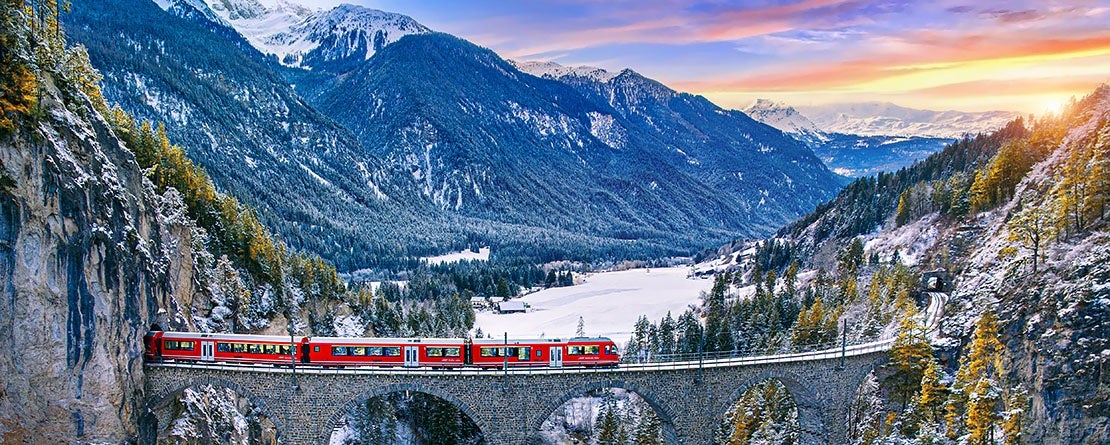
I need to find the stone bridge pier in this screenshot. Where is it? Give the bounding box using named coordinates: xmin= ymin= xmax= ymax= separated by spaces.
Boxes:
xmin=143 ymin=349 xmax=887 ymax=445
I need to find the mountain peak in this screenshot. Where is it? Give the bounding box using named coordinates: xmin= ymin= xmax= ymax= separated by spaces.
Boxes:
xmin=205 ymin=0 xmax=430 ymax=71
xmin=743 ymin=99 xmax=827 ymax=145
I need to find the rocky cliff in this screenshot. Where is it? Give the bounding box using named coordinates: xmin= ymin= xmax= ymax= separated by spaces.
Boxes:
xmin=0 ymin=73 xmax=202 ymax=442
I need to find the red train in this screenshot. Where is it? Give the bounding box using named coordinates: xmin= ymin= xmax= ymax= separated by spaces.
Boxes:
xmin=143 ymin=330 xmax=620 ymax=368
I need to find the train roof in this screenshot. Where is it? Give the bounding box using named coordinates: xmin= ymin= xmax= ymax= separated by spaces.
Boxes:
xmin=311 ymin=337 xmax=465 ymax=344
xmin=471 ymin=338 xmax=564 ymax=344
xmin=156 ymin=331 xmax=297 ymax=343
xmin=470 ymin=336 xmax=614 ymax=344
xmin=153 ymin=331 xmax=613 ymax=344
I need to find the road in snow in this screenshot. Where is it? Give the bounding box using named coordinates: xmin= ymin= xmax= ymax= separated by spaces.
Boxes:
xmin=472 ymin=267 xmax=712 ymax=345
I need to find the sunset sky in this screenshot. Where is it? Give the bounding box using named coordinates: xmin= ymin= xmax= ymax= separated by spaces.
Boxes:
xmin=295 ymin=0 xmax=1110 ymax=114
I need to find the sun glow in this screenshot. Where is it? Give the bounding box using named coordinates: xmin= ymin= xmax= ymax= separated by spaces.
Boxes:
xmin=1038 ymin=96 xmax=1070 ymax=116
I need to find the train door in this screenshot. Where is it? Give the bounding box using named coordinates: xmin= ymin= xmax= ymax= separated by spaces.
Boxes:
xmin=550 ymin=346 xmax=563 ymax=367
xmin=201 ymin=341 xmax=215 ymax=362
xmin=404 ymin=346 xmax=419 ymax=367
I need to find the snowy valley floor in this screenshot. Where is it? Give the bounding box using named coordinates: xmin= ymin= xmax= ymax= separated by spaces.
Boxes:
xmin=473 ymin=267 xmax=712 ymax=345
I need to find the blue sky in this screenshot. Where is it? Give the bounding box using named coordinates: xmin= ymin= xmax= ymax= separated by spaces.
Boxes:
xmin=290 ymin=0 xmax=1110 ymax=113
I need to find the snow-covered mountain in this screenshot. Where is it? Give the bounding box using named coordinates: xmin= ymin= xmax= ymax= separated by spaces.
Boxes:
xmin=202 ymin=0 xmax=429 ymax=70
xmin=797 ymin=102 xmax=1019 ymax=138
xmin=742 ymin=98 xmax=828 ymax=147
xmin=511 ymin=60 xmax=620 ymax=84
xmin=742 ymin=98 xmax=955 ymax=177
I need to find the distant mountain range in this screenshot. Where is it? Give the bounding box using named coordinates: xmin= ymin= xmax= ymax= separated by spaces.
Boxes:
xmin=796 ymin=102 xmax=1019 ymax=139
xmin=65 ymin=0 xmax=844 ymax=269
xmin=743 ymin=99 xmax=1017 ymax=177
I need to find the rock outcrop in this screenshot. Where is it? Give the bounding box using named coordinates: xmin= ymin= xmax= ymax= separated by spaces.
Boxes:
xmin=0 ymin=75 xmax=199 ymax=442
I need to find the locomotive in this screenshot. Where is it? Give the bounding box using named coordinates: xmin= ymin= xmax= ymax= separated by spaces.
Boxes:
xmin=143 ymin=330 xmax=620 ymax=368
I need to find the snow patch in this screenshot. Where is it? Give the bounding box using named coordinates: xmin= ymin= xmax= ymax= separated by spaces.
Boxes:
xmin=472 ymin=267 xmax=711 ymax=344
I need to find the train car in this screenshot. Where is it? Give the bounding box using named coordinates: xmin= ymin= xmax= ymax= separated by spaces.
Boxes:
xmin=144 ymin=330 xmax=621 ymax=369
xmin=562 ymin=337 xmax=620 ymax=367
xmin=469 ymin=338 xmax=565 ymax=368
xmin=143 ymin=330 xmax=164 ymax=361
xmin=148 ymin=331 xmax=305 ymax=365
xmin=307 ymin=337 xmax=466 ymax=368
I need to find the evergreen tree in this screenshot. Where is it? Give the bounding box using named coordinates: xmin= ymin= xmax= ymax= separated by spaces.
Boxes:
xmin=1007 ymin=196 xmax=1059 ymax=274
xmin=595 ymin=393 xmax=626 ymax=445
xmin=657 ymin=312 xmax=676 ymax=356
xmin=895 ymin=191 xmax=911 ymax=227
xmin=916 ymin=357 xmax=947 ymax=425
xmin=576 ymin=316 xmax=586 ymax=337
xmin=783 ymin=261 xmax=799 ymax=301
xmin=946 ymin=311 xmax=1005 ymax=440
xmin=1001 ymin=390 xmax=1027 ymax=445
xmin=0 ymin=0 xmax=37 ymax=134
xmin=887 ymin=314 xmax=933 ymax=433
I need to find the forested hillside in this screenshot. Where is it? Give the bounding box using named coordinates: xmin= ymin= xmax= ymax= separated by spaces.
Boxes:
xmin=693 ymin=84 xmax=1110 ymax=444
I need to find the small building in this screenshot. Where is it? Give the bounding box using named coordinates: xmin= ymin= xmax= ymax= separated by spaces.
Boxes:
xmin=497 ymin=300 xmax=526 ymax=314
xmin=470 ymin=297 xmax=487 ymax=309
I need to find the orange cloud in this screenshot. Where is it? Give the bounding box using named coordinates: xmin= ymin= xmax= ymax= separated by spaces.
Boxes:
xmin=675 ymin=31 xmax=1110 ymax=94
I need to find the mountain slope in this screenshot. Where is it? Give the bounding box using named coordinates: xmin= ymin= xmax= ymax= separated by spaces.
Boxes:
xmin=714 ymin=84 xmax=1110 ymax=444
xmin=304 ymin=35 xmax=842 ymax=248
xmin=66 ymin=0 xmax=459 ymax=271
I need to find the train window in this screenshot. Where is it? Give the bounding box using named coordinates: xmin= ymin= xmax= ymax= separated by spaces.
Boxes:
xmin=164 ymin=341 xmax=195 ymax=351
xmin=606 ymin=345 xmax=618 ymax=355
xmin=506 ymin=347 xmax=517 ymax=357
xmin=264 ymin=344 xmax=276 ymax=355
xmin=480 ymin=347 xmax=499 ymax=357
xmin=248 ymin=344 xmax=262 ymax=354
xmin=352 ymin=347 xmax=366 ymax=356
xmin=279 ymin=345 xmax=292 ymax=355
xmin=217 ymin=343 xmax=231 ymax=353
xmin=518 ymin=347 xmax=530 ymax=361
xmin=444 ymin=347 xmax=461 ymax=357
xmin=332 ymin=346 xmax=348 ymax=356
xmin=314 ymin=346 xmax=320 ymax=352
xmin=233 ymin=343 xmax=246 ymax=353
xmin=368 ymin=347 xmax=383 ymax=356
xmin=584 ymin=345 xmax=599 ymax=355
xmin=427 ymin=348 xmax=443 ymax=357
xmin=568 ymin=346 xmax=583 ymax=355
xmin=537 ymin=350 xmax=543 ymax=357
xmin=384 ymin=347 xmax=400 ymax=357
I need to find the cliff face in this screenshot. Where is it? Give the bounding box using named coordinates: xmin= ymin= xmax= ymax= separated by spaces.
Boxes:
xmin=0 ymin=76 xmax=199 ymax=442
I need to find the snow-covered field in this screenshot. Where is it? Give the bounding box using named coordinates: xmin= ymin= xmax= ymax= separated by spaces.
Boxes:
xmin=422 ymin=247 xmax=490 ymax=265
xmin=473 ymin=267 xmax=711 ymax=345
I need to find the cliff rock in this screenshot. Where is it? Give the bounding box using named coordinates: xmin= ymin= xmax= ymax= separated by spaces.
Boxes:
xmin=0 ymin=75 xmax=199 ymax=442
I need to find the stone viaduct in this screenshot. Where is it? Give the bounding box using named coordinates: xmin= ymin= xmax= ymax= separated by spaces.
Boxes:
xmin=143 ymin=342 xmax=891 ymax=445
xmin=141 ymin=293 xmax=945 ymax=444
